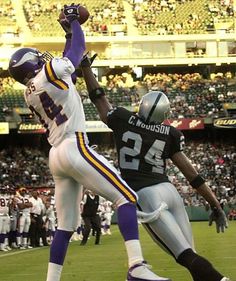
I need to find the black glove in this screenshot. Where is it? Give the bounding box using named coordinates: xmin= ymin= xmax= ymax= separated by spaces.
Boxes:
xmin=63 ymin=3 xmax=80 ymax=23
xmin=75 ymin=52 xmax=98 ymax=77
xmin=80 ymin=52 xmax=98 ymax=67
xmin=209 ymin=207 xmax=228 ymax=233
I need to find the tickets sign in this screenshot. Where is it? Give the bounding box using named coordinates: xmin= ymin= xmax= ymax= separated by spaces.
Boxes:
xmin=213 ymin=117 xmax=236 ymax=129
xmin=17 ymin=121 xmax=112 ymax=134
xmin=18 ymin=123 xmax=46 ymax=134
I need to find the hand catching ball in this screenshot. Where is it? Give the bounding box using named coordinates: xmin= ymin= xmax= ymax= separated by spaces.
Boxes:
xmin=59 ymin=5 xmax=90 ymax=25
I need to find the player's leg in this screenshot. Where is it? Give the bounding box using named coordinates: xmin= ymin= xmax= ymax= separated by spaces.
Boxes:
xmin=4 ymin=215 xmax=11 ymax=250
xmin=10 ymin=215 xmax=18 ymax=248
xmin=166 ymin=184 xmax=225 ymax=281
xmin=177 ymin=248 xmax=225 ymax=281
xmin=68 ymin=137 xmax=142 ymax=262
xmin=49 ymin=218 xmax=56 ymax=240
xmin=0 ymin=216 xmax=9 ymax=251
xmin=22 ymin=215 xmax=31 ymax=248
xmin=46 ymin=176 xmax=82 ymax=281
xmin=172 ymin=188 xmax=225 ymax=281
xmin=106 ymin=213 xmax=112 ymax=234
xmin=17 ymin=215 xmax=24 ymax=247
xmin=100 ymin=215 xmax=106 ymax=235
xmin=64 ymin=133 xmax=171 ymax=281
xmin=138 ymin=183 xmax=193 ymax=258
xmin=93 ymin=214 xmax=101 ymax=245
xmin=138 ymin=183 xmax=225 ymax=281
xmin=0 ymin=216 xmax=7 ymax=251
xmin=29 ymin=214 xmax=37 ymax=247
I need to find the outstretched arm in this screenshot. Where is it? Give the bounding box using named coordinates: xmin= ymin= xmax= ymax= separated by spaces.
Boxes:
xmin=171 ymin=151 xmax=221 ymax=208
xmin=64 ymin=21 xmax=85 ymax=68
xmin=57 ymin=5 xmax=79 ymax=84
xmin=63 ymin=36 xmax=72 ymax=58
xmin=57 ymin=15 xmax=72 ymax=57
xmin=171 ymin=151 xmax=228 ymax=233
xmin=59 ymin=4 xmax=85 ymax=68
xmin=82 ymin=66 xmax=112 ymax=124
xmin=63 ymin=34 xmax=78 ymax=84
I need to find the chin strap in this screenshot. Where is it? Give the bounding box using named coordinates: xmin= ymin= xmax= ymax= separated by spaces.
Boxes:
xmin=137 ymin=202 xmax=168 ymax=223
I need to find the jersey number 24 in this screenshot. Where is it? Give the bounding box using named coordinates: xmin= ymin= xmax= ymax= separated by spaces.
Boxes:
xmin=119 ymin=131 xmax=165 ymax=174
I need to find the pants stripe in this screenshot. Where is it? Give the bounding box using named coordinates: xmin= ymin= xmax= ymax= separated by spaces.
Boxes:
xmin=76 ymin=132 xmax=137 ymax=203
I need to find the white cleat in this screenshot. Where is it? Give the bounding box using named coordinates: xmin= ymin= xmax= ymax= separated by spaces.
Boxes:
xmin=221 ymin=278 xmax=231 ymax=281
xmin=0 ymin=248 xmax=8 ymax=252
xmin=127 ymin=261 xmax=171 ymax=281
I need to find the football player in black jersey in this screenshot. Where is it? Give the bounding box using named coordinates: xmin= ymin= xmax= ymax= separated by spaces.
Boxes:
xmin=81 ymin=58 xmax=230 ymax=281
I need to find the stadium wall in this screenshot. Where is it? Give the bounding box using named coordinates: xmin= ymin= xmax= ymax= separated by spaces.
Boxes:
xmin=111 ymin=205 xmax=235 ymax=223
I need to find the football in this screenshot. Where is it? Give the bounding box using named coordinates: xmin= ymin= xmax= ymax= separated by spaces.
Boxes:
xmin=59 ymin=5 xmax=90 ymax=25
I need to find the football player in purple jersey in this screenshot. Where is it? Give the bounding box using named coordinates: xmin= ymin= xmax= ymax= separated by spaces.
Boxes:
xmin=8 ymin=4 xmax=171 ymax=281
xmin=81 ymin=58 xmax=230 ymax=281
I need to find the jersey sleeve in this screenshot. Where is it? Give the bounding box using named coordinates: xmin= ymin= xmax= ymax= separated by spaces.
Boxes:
xmin=107 ymin=107 xmax=131 ymax=130
xmin=44 ymin=57 xmax=75 ymax=80
xmin=169 ymin=127 xmax=185 ymax=157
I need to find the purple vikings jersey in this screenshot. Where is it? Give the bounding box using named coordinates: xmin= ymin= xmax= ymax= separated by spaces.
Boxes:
xmin=107 ymin=107 xmax=185 ymax=191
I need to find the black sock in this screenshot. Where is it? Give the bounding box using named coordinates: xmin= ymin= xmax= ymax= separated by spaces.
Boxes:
xmin=177 ymin=248 xmax=223 ymax=281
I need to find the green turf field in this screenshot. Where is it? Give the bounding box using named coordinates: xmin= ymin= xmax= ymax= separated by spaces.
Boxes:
xmin=0 ymin=221 xmax=235 ymax=281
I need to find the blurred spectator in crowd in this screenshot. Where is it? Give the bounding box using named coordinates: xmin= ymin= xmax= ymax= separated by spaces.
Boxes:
xmin=0 ymin=186 xmax=10 ymax=251
xmin=80 ymin=190 xmax=102 ymax=246
xmin=29 ymin=190 xmax=48 ymax=247
xmin=228 ymin=208 xmax=236 ymax=220
xmin=44 ymin=200 xmax=56 ymax=244
xmin=100 ymin=199 xmax=114 ymax=235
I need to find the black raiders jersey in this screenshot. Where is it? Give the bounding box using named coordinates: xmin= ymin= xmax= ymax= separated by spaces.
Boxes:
xmin=107 ymin=107 xmax=185 ymax=191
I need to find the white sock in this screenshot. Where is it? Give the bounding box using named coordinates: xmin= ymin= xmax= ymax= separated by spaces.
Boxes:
xmin=46 ymin=262 xmax=63 ymax=281
xmin=23 ymin=237 xmax=27 ymax=246
xmin=125 ymin=239 xmax=143 ymax=267
xmin=5 ymin=237 xmax=9 ymax=247
xmin=17 ymin=236 xmax=22 ymax=246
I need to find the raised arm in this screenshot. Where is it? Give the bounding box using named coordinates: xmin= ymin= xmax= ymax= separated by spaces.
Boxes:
xmin=171 ymin=151 xmax=228 ymax=233
xmin=57 ymin=12 xmax=72 ymax=57
xmin=81 ymin=64 xmax=112 ymax=124
xmin=60 ymin=4 xmax=85 ymax=68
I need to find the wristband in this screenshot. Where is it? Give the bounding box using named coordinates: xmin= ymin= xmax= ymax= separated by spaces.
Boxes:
xmin=190 ymin=175 xmax=205 ymax=189
xmin=89 ymin=87 xmax=105 ymax=103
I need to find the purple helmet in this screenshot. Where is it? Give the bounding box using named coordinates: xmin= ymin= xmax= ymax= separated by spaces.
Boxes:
xmin=8 ymin=47 xmax=46 ymax=84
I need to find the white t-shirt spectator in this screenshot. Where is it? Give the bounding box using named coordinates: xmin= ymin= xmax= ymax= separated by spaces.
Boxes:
xmin=29 ymin=196 xmax=44 ymax=215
